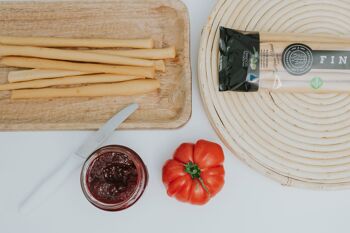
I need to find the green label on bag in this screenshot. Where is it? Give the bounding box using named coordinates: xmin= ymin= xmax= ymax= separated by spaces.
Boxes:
xmin=310 ymin=77 xmax=324 ymax=90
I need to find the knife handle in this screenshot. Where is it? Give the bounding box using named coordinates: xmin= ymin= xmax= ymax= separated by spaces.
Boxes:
xmin=19 ymin=155 xmax=84 ymax=214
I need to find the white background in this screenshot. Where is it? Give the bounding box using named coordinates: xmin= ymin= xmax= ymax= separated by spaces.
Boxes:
xmin=1 ymin=0 xmax=350 ymax=232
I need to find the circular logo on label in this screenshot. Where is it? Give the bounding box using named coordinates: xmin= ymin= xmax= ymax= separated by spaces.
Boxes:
xmin=282 ymin=43 xmax=313 ymax=76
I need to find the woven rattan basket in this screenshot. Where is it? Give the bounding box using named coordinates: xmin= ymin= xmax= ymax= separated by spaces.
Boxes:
xmin=198 ymin=0 xmax=350 ymax=189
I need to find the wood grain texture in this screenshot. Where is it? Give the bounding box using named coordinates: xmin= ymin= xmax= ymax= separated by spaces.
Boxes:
xmin=0 ymin=0 xmax=191 ymax=130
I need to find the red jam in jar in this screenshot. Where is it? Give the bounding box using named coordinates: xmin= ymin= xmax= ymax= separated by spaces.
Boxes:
xmin=81 ymin=145 xmax=148 ymax=211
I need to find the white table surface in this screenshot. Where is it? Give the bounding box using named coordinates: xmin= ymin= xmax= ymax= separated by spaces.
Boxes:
xmin=1 ymin=1 xmax=350 ymax=232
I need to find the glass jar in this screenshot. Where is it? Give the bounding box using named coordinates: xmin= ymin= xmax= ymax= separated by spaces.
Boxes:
xmin=81 ymin=145 xmax=148 ymax=211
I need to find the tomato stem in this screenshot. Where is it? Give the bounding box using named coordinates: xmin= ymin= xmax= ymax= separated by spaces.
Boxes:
xmin=184 ymin=162 xmax=210 ymax=194
xmin=184 ymin=162 xmax=201 ymax=179
xmin=198 ymin=177 xmax=209 ymax=193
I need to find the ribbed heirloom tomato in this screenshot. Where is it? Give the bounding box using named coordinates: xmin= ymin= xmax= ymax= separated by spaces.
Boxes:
xmin=162 ymin=140 xmax=225 ymax=205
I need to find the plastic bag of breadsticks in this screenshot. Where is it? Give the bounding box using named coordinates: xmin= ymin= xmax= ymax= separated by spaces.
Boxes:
xmin=219 ymin=27 xmax=350 ymax=93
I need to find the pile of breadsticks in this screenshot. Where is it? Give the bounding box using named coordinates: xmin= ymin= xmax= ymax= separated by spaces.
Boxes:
xmin=0 ymin=36 xmax=176 ymax=99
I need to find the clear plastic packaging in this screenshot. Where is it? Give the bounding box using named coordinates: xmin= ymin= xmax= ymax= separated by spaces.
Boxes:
xmin=219 ymin=27 xmax=350 ymax=93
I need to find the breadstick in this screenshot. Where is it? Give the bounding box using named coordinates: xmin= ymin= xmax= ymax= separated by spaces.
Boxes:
xmin=1 ymin=57 xmax=155 ymax=78
xmin=88 ymin=47 xmax=176 ymax=60
xmin=260 ymin=32 xmax=350 ymax=44
xmin=0 ymin=74 xmax=143 ymax=91
xmin=260 ymin=42 xmax=350 ymax=55
xmin=0 ymin=45 xmax=161 ymax=69
xmin=0 ymin=36 xmax=154 ymax=48
xmin=11 ymin=79 xmax=160 ymax=99
xmin=8 ymin=69 xmax=95 ymax=83
xmin=261 ymin=71 xmax=350 ymax=82
xmin=260 ymin=42 xmax=350 ymax=72
xmin=260 ymin=80 xmax=350 ymax=93
xmin=154 ymin=60 xmax=166 ymax=72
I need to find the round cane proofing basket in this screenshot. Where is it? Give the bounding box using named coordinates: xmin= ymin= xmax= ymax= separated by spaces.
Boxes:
xmin=198 ymin=0 xmax=350 ymax=189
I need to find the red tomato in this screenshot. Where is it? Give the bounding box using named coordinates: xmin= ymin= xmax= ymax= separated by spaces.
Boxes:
xmin=162 ymin=140 xmax=225 ymax=205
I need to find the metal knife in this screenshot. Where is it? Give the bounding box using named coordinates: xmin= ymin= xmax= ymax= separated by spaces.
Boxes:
xmin=19 ymin=103 xmax=139 ymax=214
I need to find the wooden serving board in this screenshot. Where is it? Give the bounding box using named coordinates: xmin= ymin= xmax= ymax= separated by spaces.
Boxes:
xmin=0 ymin=0 xmax=191 ymax=130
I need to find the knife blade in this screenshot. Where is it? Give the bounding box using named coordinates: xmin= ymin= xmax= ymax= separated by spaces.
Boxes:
xmin=76 ymin=103 xmax=138 ymax=159
xmin=19 ymin=103 xmax=139 ymax=214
